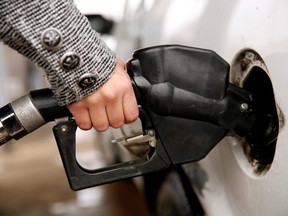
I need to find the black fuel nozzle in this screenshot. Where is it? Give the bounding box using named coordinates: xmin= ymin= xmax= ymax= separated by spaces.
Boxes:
xmin=53 ymin=45 xmax=259 ymax=191
xmin=0 ymin=88 xmax=70 ymax=145
xmin=0 ymin=45 xmax=259 ymax=191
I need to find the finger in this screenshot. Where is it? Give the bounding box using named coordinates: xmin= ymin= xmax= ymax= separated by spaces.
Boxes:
xmin=89 ymin=103 xmax=110 ymax=132
xmin=67 ymin=104 xmax=92 ymax=130
xmin=123 ymin=88 xmax=139 ymax=123
xmin=106 ymin=97 xmax=125 ymax=129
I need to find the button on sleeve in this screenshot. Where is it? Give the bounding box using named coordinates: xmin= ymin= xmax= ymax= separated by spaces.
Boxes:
xmin=41 ymin=28 xmax=62 ymax=51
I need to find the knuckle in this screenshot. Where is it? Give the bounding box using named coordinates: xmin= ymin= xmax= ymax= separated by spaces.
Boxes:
xmin=86 ymin=96 xmax=98 ymax=106
xmin=67 ymin=104 xmax=81 ymax=113
xmin=122 ymin=80 xmax=132 ymax=90
xmin=103 ymin=91 xmax=117 ymax=102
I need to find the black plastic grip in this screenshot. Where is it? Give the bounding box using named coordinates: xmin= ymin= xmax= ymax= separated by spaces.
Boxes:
xmin=29 ymin=88 xmax=71 ymax=122
xmin=148 ymin=82 xmax=221 ymax=124
xmin=148 ymin=82 xmax=255 ymax=136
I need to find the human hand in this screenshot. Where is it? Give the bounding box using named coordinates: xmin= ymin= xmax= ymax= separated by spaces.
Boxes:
xmin=67 ymin=60 xmax=139 ymax=131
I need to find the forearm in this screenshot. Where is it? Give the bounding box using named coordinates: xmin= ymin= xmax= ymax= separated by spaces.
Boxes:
xmin=0 ymin=0 xmax=116 ymax=105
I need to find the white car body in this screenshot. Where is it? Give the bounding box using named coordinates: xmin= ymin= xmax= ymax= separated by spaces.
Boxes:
xmin=77 ymin=1 xmax=288 ymax=215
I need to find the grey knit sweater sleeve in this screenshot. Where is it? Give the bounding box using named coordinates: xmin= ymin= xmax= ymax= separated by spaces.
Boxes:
xmin=0 ymin=0 xmax=116 ymax=105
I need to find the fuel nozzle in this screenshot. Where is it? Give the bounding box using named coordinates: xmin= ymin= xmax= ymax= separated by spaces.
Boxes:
xmin=0 ymin=88 xmax=70 ymax=145
xmin=0 ymin=106 xmax=19 ymax=144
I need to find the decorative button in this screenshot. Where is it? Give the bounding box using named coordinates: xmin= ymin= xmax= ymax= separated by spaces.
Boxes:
xmin=41 ymin=28 xmax=62 ymax=50
xmin=60 ymin=51 xmax=81 ymax=71
xmin=78 ymin=73 xmax=98 ymax=89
